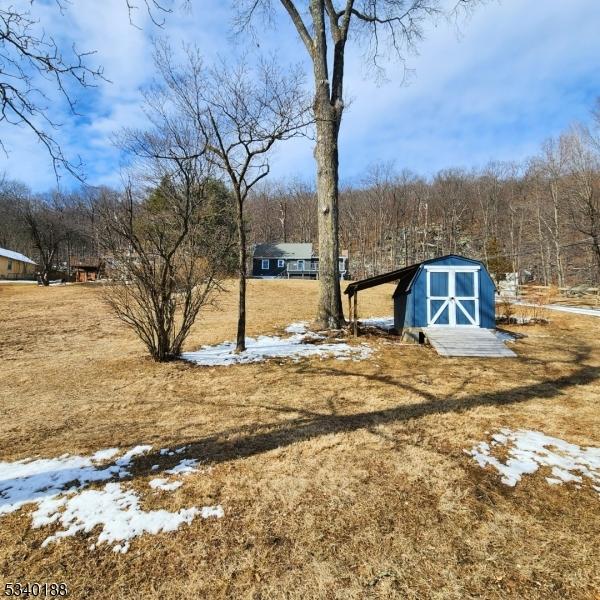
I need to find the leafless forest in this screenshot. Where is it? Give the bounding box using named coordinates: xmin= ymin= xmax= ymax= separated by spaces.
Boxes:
xmin=250 ymin=121 xmax=600 ymax=284
xmin=2 ymin=115 xmax=600 ymax=286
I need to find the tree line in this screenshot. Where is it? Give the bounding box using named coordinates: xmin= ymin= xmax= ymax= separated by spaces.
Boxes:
xmin=2 ymin=104 xmax=598 ymax=363
xmin=4 ymin=114 xmax=600 ymax=291
xmin=247 ymin=114 xmax=600 ymax=286
xmin=3 ymin=106 xmax=600 ymax=291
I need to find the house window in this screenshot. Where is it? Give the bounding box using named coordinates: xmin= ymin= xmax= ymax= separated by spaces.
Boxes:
xmin=7 ymin=259 xmax=12 ymax=271
xmin=261 ymin=259 xmax=269 ymax=270
xmin=277 ymin=259 xmax=285 ymax=268
xmin=297 ymin=260 xmax=305 ymax=271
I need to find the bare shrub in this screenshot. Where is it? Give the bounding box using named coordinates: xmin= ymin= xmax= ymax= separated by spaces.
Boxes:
xmin=101 ymin=178 xmax=234 ymax=361
xmin=498 ymin=296 xmax=515 ymax=322
xmin=100 ymin=84 xmax=236 ymax=362
xmin=524 ymin=286 xmax=555 ymax=323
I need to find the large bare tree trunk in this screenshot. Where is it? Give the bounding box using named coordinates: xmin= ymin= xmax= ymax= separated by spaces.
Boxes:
xmin=314 ymin=114 xmax=344 ymax=327
xmin=550 ymin=182 xmax=565 ymax=287
xmin=311 ymin=0 xmax=344 ymax=328
xmin=235 ymin=198 xmax=247 ymax=352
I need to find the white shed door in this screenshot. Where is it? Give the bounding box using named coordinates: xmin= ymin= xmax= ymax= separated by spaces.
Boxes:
xmin=426 ymin=267 xmax=479 ymax=327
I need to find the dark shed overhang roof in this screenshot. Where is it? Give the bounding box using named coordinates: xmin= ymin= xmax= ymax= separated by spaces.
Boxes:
xmin=344 ymin=255 xmax=487 ymax=298
xmin=344 ymin=263 xmax=420 ymax=298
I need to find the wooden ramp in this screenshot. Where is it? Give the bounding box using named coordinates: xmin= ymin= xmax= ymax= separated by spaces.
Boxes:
xmin=423 ymin=328 xmax=516 ymax=358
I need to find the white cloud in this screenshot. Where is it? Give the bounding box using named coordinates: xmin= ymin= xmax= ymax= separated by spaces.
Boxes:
xmin=1 ymin=0 xmax=599 ymax=190
xmin=336 ymin=0 xmax=600 ymax=177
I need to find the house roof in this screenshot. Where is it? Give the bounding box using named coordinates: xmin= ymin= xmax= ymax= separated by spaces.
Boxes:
xmin=344 ymin=254 xmax=485 ymax=297
xmin=253 ymin=243 xmax=314 ymax=259
xmin=0 ymin=247 xmax=36 ymax=265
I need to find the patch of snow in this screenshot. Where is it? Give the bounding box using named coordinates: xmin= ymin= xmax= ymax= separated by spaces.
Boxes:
xmin=0 ymin=446 xmax=150 ymax=515
xmin=0 ymin=444 xmax=223 ymax=553
xmin=32 ymin=483 xmax=222 ymax=552
xmin=181 ymin=327 xmax=372 ymax=367
xmin=115 ymin=445 xmax=152 ymax=467
xmin=149 ymin=478 xmax=183 ymax=491
xmin=466 ymin=429 xmax=600 ymax=493
xmin=201 ymin=506 xmax=224 ymax=519
xmin=285 ymin=322 xmax=308 ymax=334
xmin=494 ymin=330 xmax=517 ymax=343
xmin=165 ymin=459 xmax=199 ymax=476
xmin=92 ymin=448 xmax=120 ymax=461
xmin=359 ymin=316 xmax=395 ymax=331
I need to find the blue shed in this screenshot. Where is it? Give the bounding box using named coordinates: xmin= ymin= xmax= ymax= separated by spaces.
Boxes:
xmin=344 ymin=255 xmax=497 ymax=334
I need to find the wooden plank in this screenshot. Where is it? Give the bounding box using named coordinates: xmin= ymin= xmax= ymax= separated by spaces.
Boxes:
xmin=424 ymin=327 xmax=516 ymax=358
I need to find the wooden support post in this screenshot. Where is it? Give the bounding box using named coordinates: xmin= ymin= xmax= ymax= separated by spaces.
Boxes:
xmin=347 ymin=294 xmax=352 ymax=330
xmin=353 ymin=292 xmax=358 ymax=337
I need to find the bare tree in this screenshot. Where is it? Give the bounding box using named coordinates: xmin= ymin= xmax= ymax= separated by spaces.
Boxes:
xmin=152 ymin=45 xmax=310 ymax=352
xmin=565 ymin=127 xmax=600 ymax=281
xmin=0 ymin=1 xmax=178 ymax=177
xmin=102 ymin=86 xmax=236 ymax=361
xmin=235 ymin=0 xmax=479 ymax=327
xmin=0 ymin=177 xmax=30 ymax=250
xmin=21 ymin=196 xmax=71 ymax=285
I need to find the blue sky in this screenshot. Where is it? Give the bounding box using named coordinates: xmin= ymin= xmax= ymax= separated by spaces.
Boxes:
xmin=2 ymin=0 xmax=600 ymax=191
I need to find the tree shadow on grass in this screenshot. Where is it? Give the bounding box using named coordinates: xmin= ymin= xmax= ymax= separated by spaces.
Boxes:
xmin=134 ymin=343 xmax=599 ymax=473
xmin=1 ymin=345 xmax=597 ymax=508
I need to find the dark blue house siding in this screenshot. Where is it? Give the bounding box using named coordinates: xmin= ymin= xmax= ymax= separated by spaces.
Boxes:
xmin=394 ymin=255 xmax=496 ymax=331
xmin=252 ymin=258 xmax=287 ymax=277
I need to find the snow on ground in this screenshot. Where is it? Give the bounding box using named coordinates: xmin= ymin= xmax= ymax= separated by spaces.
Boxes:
xmin=285 ymin=322 xmax=309 ymax=334
xmin=0 ymin=446 xmax=222 ymax=553
xmin=512 ymin=301 xmax=600 ymax=318
xmin=181 ymin=323 xmax=372 ymax=366
xmin=149 ymin=478 xmax=183 ymax=491
xmin=0 ymin=446 xmax=146 ymax=515
xmin=359 ymin=316 xmax=395 ymax=331
xmin=466 ymin=428 xmax=600 ymax=493
xmin=494 ymin=330 xmax=518 ymax=343
xmin=31 ymin=483 xmax=211 ymax=554
xmin=165 ymin=459 xmax=199 ymax=475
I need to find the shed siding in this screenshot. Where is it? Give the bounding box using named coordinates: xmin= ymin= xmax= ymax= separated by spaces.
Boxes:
xmin=394 ymin=255 xmax=496 ymax=330
xmin=479 ymin=274 xmax=496 ymax=328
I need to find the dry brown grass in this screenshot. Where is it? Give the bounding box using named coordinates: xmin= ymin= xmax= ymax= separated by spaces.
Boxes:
xmin=0 ymin=280 xmax=599 ymax=600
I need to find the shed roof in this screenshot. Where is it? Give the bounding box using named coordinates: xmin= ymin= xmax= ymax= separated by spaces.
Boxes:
xmin=253 ymin=243 xmax=314 ymax=259
xmin=344 ymin=264 xmax=419 ymax=297
xmin=344 ymin=255 xmax=484 ymax=297
xmin=0 ymin=247 xmax=36 ymax=265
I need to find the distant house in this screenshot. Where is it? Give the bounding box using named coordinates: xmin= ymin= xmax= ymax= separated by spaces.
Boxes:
xmin=252 ymin=243 xmax=348 ymax=280
xmin=71 ymin=259 xmax=104 ymax=283
xmin=0 ymin=247 xmax=36 ymax=280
